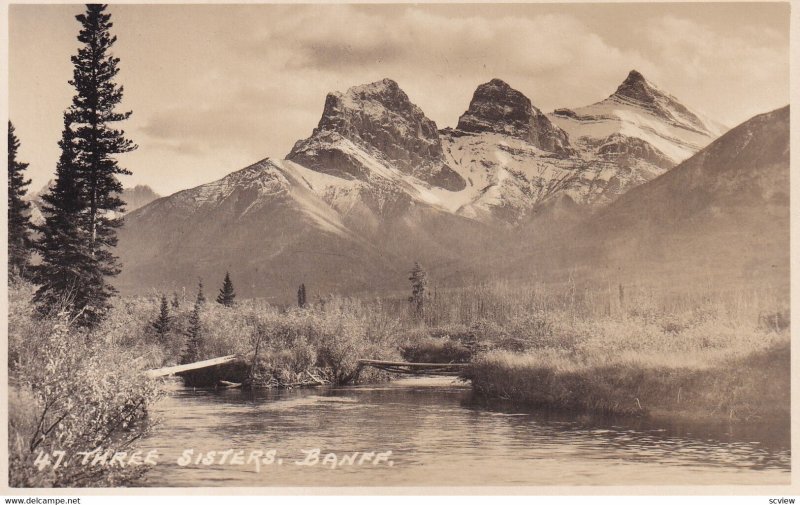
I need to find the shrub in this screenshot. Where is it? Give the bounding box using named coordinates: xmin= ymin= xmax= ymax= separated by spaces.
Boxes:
xmin=9 ymin=309 xmax=161 ymax=487
xmin=402 ymin=337 xmax=473 ymax=363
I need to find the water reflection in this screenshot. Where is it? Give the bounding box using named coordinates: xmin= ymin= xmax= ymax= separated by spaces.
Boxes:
xmin=140 ymin=377 xmax=790 ymax=487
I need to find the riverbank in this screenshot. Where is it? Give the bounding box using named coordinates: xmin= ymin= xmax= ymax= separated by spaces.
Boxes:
xmin=466 ymin=330 xmax=790 ymax=424
xmin=392 ymin=282 xmax=791 ymax=425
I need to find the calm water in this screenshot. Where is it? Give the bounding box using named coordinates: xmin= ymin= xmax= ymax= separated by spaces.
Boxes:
xmin=140 ymin=377 xmax=790 ymax=487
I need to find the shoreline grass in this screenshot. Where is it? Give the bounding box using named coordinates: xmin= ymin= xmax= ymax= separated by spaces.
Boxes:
xmin=390 ymin=281 xmax=791 ymax=425
xmin=466 ymin=339 xmax=790 ymax=422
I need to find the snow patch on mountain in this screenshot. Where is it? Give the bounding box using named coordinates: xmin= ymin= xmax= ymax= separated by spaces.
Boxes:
xmin=440 ymin=129 xmax=674 ymax=221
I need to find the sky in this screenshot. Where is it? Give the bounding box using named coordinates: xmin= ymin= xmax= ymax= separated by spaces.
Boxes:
xmin=8 ymin=2 xmax=790 ymax=196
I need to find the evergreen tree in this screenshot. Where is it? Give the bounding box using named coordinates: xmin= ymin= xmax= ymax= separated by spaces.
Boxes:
xmin=196 ymin=279 xmax=206 ymax=306
xmin=216 ymin=271 xmax=236 ymax=307
xmin=181 ymin=300 xmax=202 ymax=365
xmin=8 ymin=121 xmax=33 ymax=279
xmin=32 ymin=115 xmax=96 ymax=321
xmin=408 ymin=261 xmax=428 ymax=320
xmin=171 ymin=291 xmax=180 ymax=309
xmin=152 ymin=294 xmax=171 ymax=341
xmin=68 ymin=4 xmax=136 ymax=314
xmin=297 ymin=283 xmax=307 ymax=308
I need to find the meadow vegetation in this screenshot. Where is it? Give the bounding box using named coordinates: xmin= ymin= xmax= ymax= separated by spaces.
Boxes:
xmin=8 ymin=275 xmax=789 ymax=486
xmin=411 ymin=281 xmax=790 ymax=423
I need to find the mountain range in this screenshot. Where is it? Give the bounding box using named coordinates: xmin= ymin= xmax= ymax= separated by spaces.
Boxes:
xmin=26 ymin=183 xmax=161 ymax=227
xmin=115 ymin=71 xmax=788 ymax=300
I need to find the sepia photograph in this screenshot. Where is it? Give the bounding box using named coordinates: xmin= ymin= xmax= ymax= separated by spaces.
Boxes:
xmin=2 ymin=0 xmax=795 ymax=497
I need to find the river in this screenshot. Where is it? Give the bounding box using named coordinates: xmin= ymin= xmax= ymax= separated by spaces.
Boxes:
xmin=139 ymin=377 xmax=790 ymax=487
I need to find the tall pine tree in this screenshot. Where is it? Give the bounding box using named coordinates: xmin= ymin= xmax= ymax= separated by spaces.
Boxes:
xmin=69 ymin=3 xmax=136 ymax=318
xmin=408 ymin=261 xmax=428 ymax=320
xmin=216 ymin=272 xmax=236 ymax=307
xmin=297 ymin=283 xmax=307 ymax=308
xmin=181 ymin=287 xmax=204 ymax=364
xmin=8 ymin=121 xmax=33 ymax=279
xmin=33 ymin=115 xmax=96 ymax=320
xmin=196 ymin=279 xmax=206 ymax=306
xmin=152 ymin=294 xmax=171 ymax=341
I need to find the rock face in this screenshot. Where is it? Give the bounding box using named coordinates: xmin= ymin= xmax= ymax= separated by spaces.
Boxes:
xmin=287 ymin=79 xmax=465 ymax=191
xmin=592 ymin=133 xmax=674 ymax=170
xmin=456 ymin=79 xmax=573 ymax=156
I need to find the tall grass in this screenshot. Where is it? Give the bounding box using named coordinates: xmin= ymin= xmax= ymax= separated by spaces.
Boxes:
xmin=97 ymin=279 xmax=788 ymax=403
xmin=407 ymin=281 xmax=791 ymax=422
xmin=467 ymin=340 xmax=789 ymax=421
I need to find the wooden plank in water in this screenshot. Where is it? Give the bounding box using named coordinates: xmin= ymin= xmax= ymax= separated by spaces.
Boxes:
xmin=358 ymin=359 xmax=469 ymax=369
xmin=145 ymin=354 xmax=240 ymax=378
xmin=358 ymin=359 xmax=469 ymax=376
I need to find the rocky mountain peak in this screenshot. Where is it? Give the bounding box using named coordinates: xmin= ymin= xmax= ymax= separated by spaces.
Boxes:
xmin=612 ymin=70 xmax=661 ymax=104
xmin=315 ymin=78 xmax=425 ymax=136
xmin=343 ymin=78 xmax=403 ymax=102
xmin=455 ymin=79 xmax=573 ymax=156
xmin=288 ymin=79 xmax=465 ymax=191
xmin=607 ymin=70 xmax=717 ymax=135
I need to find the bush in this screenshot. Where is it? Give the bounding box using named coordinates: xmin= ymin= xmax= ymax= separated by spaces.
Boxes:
xmin=164 ymin=297 xmax=402 ymax=386
xmin=8 ymin=285 xmax=162 ymax=487
xmin=402 ymin=337 xmax=473 ymax=363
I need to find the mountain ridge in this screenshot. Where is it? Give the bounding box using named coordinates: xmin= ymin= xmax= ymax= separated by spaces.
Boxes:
xmin=114 ymin=75 xmax=781 ymax=301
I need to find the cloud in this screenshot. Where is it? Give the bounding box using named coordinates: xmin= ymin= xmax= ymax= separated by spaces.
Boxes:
xmin=641 ymin=15 xmax=788 ymax=124
xmin=141 ymin=6 xmax=656 ymax=152
xmin=112 ymin=5 xmax=788 ymax=193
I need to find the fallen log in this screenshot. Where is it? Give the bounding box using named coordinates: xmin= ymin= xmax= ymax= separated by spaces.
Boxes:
xmin=357 ymin=359 xmax=469 ymax=376
xmin=357 ymin=359 xmax=469 ymax=368
xmin=306 ymin=370 xmax=331 ymax=384
xmin=145 ymin=355 xmax=239 ymax=378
